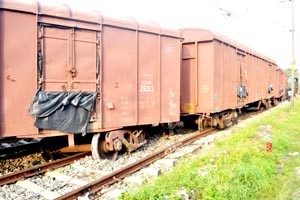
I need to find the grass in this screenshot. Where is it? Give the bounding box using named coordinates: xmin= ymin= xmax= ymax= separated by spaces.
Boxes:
xmin=120 ymin=100 xmax=300 ymax=200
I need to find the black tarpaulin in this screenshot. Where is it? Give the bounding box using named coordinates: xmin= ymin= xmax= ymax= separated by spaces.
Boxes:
xmin=30 ymin=90 xmax=97 ymax=134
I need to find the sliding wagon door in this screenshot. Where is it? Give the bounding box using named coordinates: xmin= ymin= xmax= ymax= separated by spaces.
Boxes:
xmin=40 ymin=25 xmax=98 ymax=92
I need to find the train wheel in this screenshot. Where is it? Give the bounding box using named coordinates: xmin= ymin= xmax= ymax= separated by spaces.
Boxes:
xmin=91 ymin=133 xmax=118 ymax=160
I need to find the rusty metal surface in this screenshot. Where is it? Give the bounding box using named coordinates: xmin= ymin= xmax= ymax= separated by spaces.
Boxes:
xmin=41 ymin=27 xmax=98 ymax=92
xmin=181 ymin=29 xmax=276 ymax=64
xmin=1 ymin=1 xmax=286 ymax=139
xmin=276 ymin=69 xmax=281 ymax=98
xmin=273 ymin=67 xmax=286 ymax=99
xmin=0 ymin=0 xmax=181 ymax=138
xmin=180 ymin=29 xmax=285 ymax=115
xmin=245 ymin=54 xmax=276 ymax=104
xmin=56 ymin=128 xmax=215 ymax=200
xmin=0 ymin=152 xmax=90 ymax=186
xmin=281 ymin=72 xmax=288 ymax=99
xmin=181 ymin=31 xmax=238 ymax=114
xmin=0 ymin=9 xmax=37 ymax=137
xmin=101 ymin=27 xmax=181 ymax=129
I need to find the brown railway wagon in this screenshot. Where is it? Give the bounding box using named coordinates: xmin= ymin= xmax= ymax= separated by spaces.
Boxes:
xmin=273 ymin=68 xmax=285 ymax=100
xmin=180 ymin=29 xmax=286 ymax=129
xmin=0 ymin=0 xmax=181 ymax=159
xmin=268 ymin=66 xmax=286 ymax=102
xmin=282 ymin=72 xmax=288 ymax=99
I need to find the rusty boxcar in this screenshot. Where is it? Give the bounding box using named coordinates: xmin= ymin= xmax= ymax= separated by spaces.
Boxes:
xmin=0 ymin=0 xmax=288 ymax=160
xmin=180 ymin=29 xmax=286 ymax=129
xmin=0 ymin=0 xmax=181 ymax=159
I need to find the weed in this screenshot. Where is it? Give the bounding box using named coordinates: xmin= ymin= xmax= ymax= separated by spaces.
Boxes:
xmin=121 ymin=101 xmax=300 ymax=200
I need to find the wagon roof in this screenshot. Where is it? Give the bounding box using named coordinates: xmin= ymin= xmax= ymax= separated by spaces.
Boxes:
xmin=0 ymin=0 xmax=181 ymax=38
xmin=181 ymin=28 xmax=277 ymax=66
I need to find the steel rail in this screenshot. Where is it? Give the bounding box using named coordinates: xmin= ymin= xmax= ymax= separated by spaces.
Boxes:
xmin=0 ymin=152 xmax=90 ymax=186
xmin=56 ymin=128 xmax=215 ymax=200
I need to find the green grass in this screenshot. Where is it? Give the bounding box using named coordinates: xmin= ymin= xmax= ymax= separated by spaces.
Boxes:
xmin=120 ymin=101 xmax=300 ymax=200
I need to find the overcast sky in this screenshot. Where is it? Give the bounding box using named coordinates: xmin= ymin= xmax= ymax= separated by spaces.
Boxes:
xmin=42 ymin=0 xmax=299 ymax=70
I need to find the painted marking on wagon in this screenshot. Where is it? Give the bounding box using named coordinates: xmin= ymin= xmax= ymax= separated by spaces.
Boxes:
xmin=140 ymin=95 xmax=155 ymax=109
xmin=140 ymin=78 xmax=154 ymax=93
xmin=168 ymin=90 xmax=177 ymax=117
xmin=120 ymin=118 xmax=133 ymax=123
xmin=120 ymin=96 xmax=131 ymax=115
xmin=200 ymin=85 xmax=209 ymax=93
xmin=165 ymin=45 xmax=174 ymax=55
xmin=140 ymin=84 xmax=154 ymax=92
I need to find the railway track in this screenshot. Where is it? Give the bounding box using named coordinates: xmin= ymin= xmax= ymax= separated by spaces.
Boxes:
xmin=0 ymin=107 xmax=276 ymax=200
xmin=0 ymin=152 xmax=90 ymax=186
xmin=57 ymin=128 xmax=215 ymax=199
xmin=0 ymin=128 xmax=216 ymax=200
xmin=61 ymin=108 xmax=270 ymax=199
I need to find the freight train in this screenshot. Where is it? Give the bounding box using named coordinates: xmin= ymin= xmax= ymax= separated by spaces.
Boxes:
xmin=0 ymin=0 xmax=287 ymax=159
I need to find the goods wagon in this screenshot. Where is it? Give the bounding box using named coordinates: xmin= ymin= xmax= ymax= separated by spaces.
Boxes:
xmin=0 ymin=0 xmax=288 ymax=159
xmin=180 ymin=29 xmax=286 ymax=129
xmin=0 ymin=0 xmax=181 ymax=159
xmin=273 ymin=68 xmax=286 ymax=102
xmin=281 ymin=72 xmax=288 ymax=99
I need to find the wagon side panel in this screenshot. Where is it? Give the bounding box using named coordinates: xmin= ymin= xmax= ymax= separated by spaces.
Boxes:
xmin=181 ymin=43 xmax=196 ymax=114
xmin=102 ymin=26 xmax=136 ymax=128
xmin=160 ymin=36 xmax=181 ymax=122
xmin=137 ymin=32 xmax=159 ymax=124
xmin=0 ymin=10 xmax=37 ymax=136
xmin=181 ymin=40 xmax=214 ymax=114
xmin=196 ymin=42 xmax=214 ymax=113
xmin=213 ymin=41 xmax=223 ymax=113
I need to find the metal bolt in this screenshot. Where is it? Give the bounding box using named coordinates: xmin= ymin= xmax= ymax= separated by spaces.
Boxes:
xmin=113 ymin=139 xmax=123 ymax=151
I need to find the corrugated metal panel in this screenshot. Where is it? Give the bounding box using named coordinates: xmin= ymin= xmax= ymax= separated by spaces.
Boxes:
xmin=0 ymin=0 xmax=181 ymax=137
